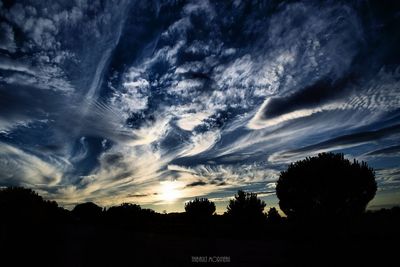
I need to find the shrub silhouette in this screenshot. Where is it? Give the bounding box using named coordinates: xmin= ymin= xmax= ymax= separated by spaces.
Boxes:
xmin=185 ymin=198 xmax=216 ymax=218
xmin=225 ymin=190 xmax=266 ymax=222
xmin=72 ymin=202 xmax=103 ymax=222
xmin=266 ymin=207 xmax=282 ymax=223
xmin=276 ymin=153 xmax=377 ymax=220
xmin=106 ymin=203 xmax=142 ymax=224
xmin=0 ymin=186 xmax=65 ymax=223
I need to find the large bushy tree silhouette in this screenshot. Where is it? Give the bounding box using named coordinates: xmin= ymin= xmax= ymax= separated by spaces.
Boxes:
xmin=0 ymin=186 xmax=66 ymax=223
xmin=225 ymin=190 xmax=266 ymax=222
xmin=276 ymin=153 xmax=377 ymax=220
xmin=185 ymin=198 xmax=216 ymax=218
xmin=106 ymin=203 xmax=152 ymax=224
xmin=72 ymin=202 xmax=103 ymax=222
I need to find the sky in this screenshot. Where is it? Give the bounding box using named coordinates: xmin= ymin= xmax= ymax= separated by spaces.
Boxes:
xmin=0 ymin=0 xmax=399 ymax=213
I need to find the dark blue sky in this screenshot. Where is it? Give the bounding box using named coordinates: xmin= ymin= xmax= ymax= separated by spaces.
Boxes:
xmin=0 ymin=0 xmax=399 ymax=212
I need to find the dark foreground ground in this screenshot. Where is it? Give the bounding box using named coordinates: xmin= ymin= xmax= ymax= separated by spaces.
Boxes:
xmin=1 ymin=209 xmax=399 ymax=267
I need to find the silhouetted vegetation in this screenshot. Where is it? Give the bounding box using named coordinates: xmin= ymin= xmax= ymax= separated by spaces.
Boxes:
xmin=72 ymin=202 xmax=103 ymax=223
xmin=225 ymin=190 xmax=266 ymax=223
xmin=266 ymin=207 xmax=282 ymax=224
xmin=276 ymin=153 xmax=377 ymax=221
xmin=185 ymin=197 xmax=216 ymax=218
xmin=0 ymin=186 xmax=68 ymax=223
xmin=1 ymin=154 xmax=398 ymax=266
xmin=105 ymin=203 xmax=156 ymax=225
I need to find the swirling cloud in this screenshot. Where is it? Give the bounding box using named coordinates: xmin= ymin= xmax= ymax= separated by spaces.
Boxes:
xmin=0 ymin=0 xmax=399 ymax=211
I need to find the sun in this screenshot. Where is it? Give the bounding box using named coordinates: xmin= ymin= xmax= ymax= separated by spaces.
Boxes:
xmin=160 ymin=181 xmax=182 ymax=202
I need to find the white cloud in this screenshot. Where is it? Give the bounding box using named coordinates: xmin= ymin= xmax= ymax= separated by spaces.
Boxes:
xmin=176 ymin=111 xmax=211 ymax=131
xmin=183 ymin=0 xmax=215 ymax=18
xmin=128 ymin=117 xmax=171 ymax=146
xmin=161 ymin=17 xmax=191 ymax=40
xmin=0 ymin=56 xmax=37 ymax=75
xmin=111 ymin=85 xmax=149 ymax=116
xmin=52 ymin=6 xmax=83 ymax=26
xmin=181 ymin=130 xmax=220 ymax=157
xmin=0 ymin=118 xmax=32 ymax=133
xmin=0 ymin=57 xmax=74 ymax=92
xmin=0 ymin=143 xmax=65 ymax=186
xmin=0 ymin=22 xmax=16 ymax=53
xmin=164 ymin=163 xmax=279 ymax=202
xmin=343 ymin=67 xmax=400 ymax=112
xmin=248 ymin=99 xmax=342 ymax=129
xmin=375 ymin=168 xmax=400 ymax=191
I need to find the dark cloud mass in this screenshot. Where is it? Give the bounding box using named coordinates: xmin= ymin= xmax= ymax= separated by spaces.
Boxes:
xmin=261 ymin=77 xmax=354 ymax=120
xmin=0 ymin=0 xmax=399 ymax=210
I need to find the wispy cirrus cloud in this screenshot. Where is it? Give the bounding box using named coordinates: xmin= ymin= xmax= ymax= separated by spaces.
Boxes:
xmin=269 ymin=124 xmax=400 ymax=163
xmin=0 ymin=0 xmax=399 ymax=211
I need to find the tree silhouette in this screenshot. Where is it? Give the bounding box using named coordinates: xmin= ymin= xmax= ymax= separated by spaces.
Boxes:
xmin=185 ymin=198 xmax=216 ymax=218
xmin=72 ymin=202 xmax=103 ymax=223
xmin=266 ymin=207 xmax=282 ymax=224
xmin=225 ymin=190 xmax=266 ymax=222
xmin=0 ymin=186 xmax=66 ymax=223
xmin=106 ymin=203 xmax=142 ymax=224
xmin=276 ymin=153 xmax=377 ymax=220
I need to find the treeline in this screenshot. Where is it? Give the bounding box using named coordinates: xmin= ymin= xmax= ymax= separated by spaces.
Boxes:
xmin=0 ymin=187 xmax=280 ymax=225
xmin=1 ymin=185 xmax=400 ymax=235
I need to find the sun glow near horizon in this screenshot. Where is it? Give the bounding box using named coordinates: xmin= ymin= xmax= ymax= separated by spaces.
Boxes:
xmin=160 ymin=181 xmax=183 ymax=203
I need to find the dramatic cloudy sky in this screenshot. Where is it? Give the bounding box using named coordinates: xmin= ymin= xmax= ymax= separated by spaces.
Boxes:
xmin=0 ymin=0 xmax=399 ymax=212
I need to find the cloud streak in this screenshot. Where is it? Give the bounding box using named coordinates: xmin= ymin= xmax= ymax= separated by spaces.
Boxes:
xmin=0 ymin=0 xmax=399 ymax=211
